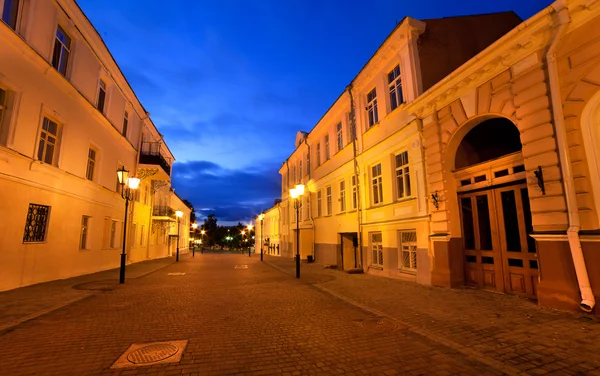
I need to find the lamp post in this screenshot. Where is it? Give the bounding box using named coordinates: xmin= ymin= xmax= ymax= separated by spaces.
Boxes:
xmin=175 ymin=210 xmax=183 ymax=262
xmin=116 ymin=166 xmax=140 ymax=284
xmin=258 ymin=213 xmax=264 ymax=261
xmin=289 ymin=184 xmax=305 ymax=278
xmin=247 ymin=224 xmax=253 ymax=257
xmin=191 ymin=223 xmax=198 ymax=257
xmin=201 ymin=230 xmax=205 ymax=254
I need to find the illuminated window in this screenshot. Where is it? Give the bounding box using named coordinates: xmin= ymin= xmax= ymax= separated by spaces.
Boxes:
xmin=23 ymin=204 xmax=50 ymax=243
xmin=388 ymin=65 xmax=404 ymax=110
xmin=52 ymin=26 xmax=71 ymax=76
xmin=399 ymin=231 xmax=417 ymax=272
xmin=367 ymin=88 xmax=378 ymax=127
xmin=371 ymin=232 xmax=383 ymax=266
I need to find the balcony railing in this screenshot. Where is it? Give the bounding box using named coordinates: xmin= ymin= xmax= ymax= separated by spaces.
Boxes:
xmin=140 ymin=141 xmax=171 ymax=176
xmin=152 ymin=205 xmax=176 ymax=218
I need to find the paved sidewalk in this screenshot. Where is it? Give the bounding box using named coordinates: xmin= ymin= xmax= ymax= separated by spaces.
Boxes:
xmin=263 ymin=255 xmax=600 ymax=376
xmin=0 ymin=255 xmax=179 ymax=333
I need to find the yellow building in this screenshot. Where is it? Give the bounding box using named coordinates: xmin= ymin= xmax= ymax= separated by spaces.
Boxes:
xmin=255 ymin=202 xmax=281 ymax=256
xmin=276 ymin=0 xmax=600 ymax=314
xmin=0 ymin=0 xmax=189 ymax=290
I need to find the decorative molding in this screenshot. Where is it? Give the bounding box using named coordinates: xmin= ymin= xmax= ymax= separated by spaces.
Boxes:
xmin=151 ymin=180 xmax=170 ymax=194
xmin=137 ymin=168 xmax=158 ymax=181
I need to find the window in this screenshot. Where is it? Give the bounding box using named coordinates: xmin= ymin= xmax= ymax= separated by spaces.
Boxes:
xmin=110 ymin=220 xmax=117 ymax=248
xmin=122 ymin=111 xmax=129 ymax=137
xmin=372 ymin=164 xmax=383 ymax=205
xmin=97 ymin=80 xmax=107 ymax=113
xmin=395 ymin=151 xmax=411 ymax=199
xmin=306 ymin=153 xmax=310 ymax=176
xmin=367 ymin=88 xmax=378 ymax=127
xmin=388 ymin=65 xmax=404 ymax=111
xmin=326 ymin=186 xmax=332 ymax=216
xmin=339 ymin=180 xmax=346 ymax=212
xmin=80 ymin=216 xmax=90 ymax=249
xmin=371 ymin=232 xmax=383 ymax=266
xmin=52 ymin=26 xmax=71 ymax=76
xmin=22 ymin=204 xmax=50 ymax=243
xmin=399 ymin=231 xmax=417 ymax=272
xmin=2 ymin=0 xmax=19 ymax=30
xmin=299 ymin=160 xmax=303 ymax=180
xmin=86 ymin=148 xmax=96 ymax=181
xmin=352 ymin=175 xmax=357 ymax=210
xmin=336 ymin=122 xmax=343 ymax=151
xmin=140 ymin=225 xmax=145 ymax=246
xmin=37 ymin=117 xmax=60 ymax=165
xmin=317 ymin=190 xmax=322 ymax=217
xmin=0 ymin=87 xmax=13 ymax=145
xmin=324 ymin=135 xmax=330 ymax=160
xmin=316 ymin=143 xmax=321 ymax=166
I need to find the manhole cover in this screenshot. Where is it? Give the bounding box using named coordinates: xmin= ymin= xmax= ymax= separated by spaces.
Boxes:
xmin=167 ymin=272 xmax=186 ymax=276
xmin=360 ymin=317 xmax=404 ymax=331
xmin=127 ymin=343 xmax=178 ymax=364
xmin=111 ymin=340 xmax=188 ymax=369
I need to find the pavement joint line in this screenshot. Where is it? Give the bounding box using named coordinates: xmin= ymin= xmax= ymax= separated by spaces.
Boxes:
xmin=0 ymin=293 xmax=95 ymax=335
xmin=264 ymin=259 xmax=527 ymax=376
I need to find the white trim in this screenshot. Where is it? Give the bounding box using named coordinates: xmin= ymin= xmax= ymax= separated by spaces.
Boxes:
xmin=530 ymin=233 xmax=600 ymax=242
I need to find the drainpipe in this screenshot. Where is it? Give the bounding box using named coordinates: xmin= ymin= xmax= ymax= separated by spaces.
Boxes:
xmin=346 ymin=83 xmax=363 ymax=268
xmin=546 ymin=0 xmax=595 ymax=312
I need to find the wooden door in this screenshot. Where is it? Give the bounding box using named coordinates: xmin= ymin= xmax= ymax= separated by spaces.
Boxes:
xmin=459 ymin=190 xmax=503 ymax=292
xmin=494 ymin=185 xmax=538 ymax=298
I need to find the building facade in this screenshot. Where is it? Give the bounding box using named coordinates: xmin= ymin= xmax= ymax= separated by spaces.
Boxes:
xmin=255 ymin=203 xmax=281 ymax=257
xmin=0 ymin=0 xmax=190 ymax=291
xmin=265 ymin=0 xmax=600 ymax=314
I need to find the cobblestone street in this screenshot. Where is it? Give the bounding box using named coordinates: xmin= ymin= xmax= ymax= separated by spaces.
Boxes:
xmin=0 ymin=254 xmax=599 ymax=376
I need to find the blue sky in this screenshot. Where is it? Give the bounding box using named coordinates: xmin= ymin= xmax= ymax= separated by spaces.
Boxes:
xmin=78 ymin=0 xmax=551 ymax=225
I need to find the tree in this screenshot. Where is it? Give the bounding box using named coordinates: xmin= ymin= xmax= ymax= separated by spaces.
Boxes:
xmin=202 ymin=214 xmax=218 ymax=246
xmin=182 ymin=199 xmax=196 ymax=223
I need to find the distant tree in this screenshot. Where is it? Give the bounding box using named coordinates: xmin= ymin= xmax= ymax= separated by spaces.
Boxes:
xmin=202 ymin=214 xmax=218 ymax=245
xmin=182 ymin=199 xmax=196 ymax=223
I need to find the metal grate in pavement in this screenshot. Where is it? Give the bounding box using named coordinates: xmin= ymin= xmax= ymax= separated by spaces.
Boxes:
xmin=110 ymin=340 xmax=188 ymax=369
xmin=167 ymin=272 xmax=186 ymax=276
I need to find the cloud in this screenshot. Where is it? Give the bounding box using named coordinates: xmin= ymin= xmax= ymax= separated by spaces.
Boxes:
xmin=171 ymin=160 xmax=281 ymax=224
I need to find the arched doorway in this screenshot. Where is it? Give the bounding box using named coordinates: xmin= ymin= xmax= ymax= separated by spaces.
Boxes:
xmin=453 ymin=117 xmax=538 ymax=299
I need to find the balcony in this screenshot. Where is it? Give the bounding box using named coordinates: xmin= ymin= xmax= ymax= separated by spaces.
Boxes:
xmin=152 ymin=205 xmax=176 ymax=221
xmin=139 ymin=141 xmax=171 ymax=180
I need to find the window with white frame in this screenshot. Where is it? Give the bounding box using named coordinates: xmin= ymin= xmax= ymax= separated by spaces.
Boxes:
xmin=399 ymin=230 xmax=417 ymax=272
xmin=388 ymin=65 xmax=404 ymax=111
xmin=395 ymin=151 xmax=411 ymax=199
xmin=352 ymin=175 xmax=357 ymax=210
xmin=97 ymin=80 xmax=107 ymax=113
xmin=371 ymin=232 xmax=383 ymax=266
xmin=317 ymin=190 xmax=322 ymax=217
xmin=0 ymin=86 xmax=14 ymax=146
xmin=110 ymin=220 xmax=117 ymax=248
xmin=367 ymin=88 xmax=378 ymax=127
xmin=23 ymin=203 xmax=50 ymax=243
xmin=316 ymin=142 xmax=321 ymax=166
xmin=326 ymin=186 xmax=332 ymax=215
xmin=80 ymin=216 xmax=90 ymax=250
xmin=336 ymin=122 xmax=343 ymax=151
xmin=122 ymin=111 xmax=129 ymax=137
xmin=339 ymin=180 xmax=346 ymax=212
xmin=324 ymin=135 xmax=330 ymax=161
xmin=372 ymin=163 xmax=383 ymax=205
xmin=52 ymin=26 xmax=71 ymax=76
xmin=306 ymin=153 xmax=310 ymax=176
xmin=86 ymin=147 xmax=96 ymax=181
xmin=299 ymin=160 xmax=303 ymax=180
xmin=37 ymin=117 xmax=60 ymax=165
xmin=2 ymin=0 xmax=20 ymax=30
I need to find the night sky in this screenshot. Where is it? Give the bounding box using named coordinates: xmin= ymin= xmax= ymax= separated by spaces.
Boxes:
xmin=78 ymin=0 xmax=551 ymax=225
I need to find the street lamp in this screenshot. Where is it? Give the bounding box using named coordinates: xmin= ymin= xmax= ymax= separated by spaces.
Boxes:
xmin=247 ymin=224 xmax=253 ymax=257
xmin=116 ymin=166 xmax=140 ymax=284
xmin=201 ymin=230 xmax=206 ymax=254
xmin=175 ymin=210 xmax=183 ymax=262
xmin=258 ymin=213 xmax=264 ymax=261
xmin=191 ymin=223 xmax=198 ymax=257
xmin=289 ymin=184 xmax=305 ymax=278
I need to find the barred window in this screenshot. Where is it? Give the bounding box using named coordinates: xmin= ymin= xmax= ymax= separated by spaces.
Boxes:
xmin=399 ymin=231 xmax=417 ymax=272
xmin=371 ymin=232 xmax=383 ymax=266
xmin=395 ymin=151 xmax=411 ymax=199
xmin=23 ymin=204 xmax=50 ymax=243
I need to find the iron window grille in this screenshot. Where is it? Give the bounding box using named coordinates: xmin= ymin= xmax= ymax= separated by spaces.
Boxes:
xmin=23 ymin=204 xmax=50 ymax=243
xmin=395 ymin=151 xmax=411 ymax=199
xmin=52 ymin=26 xmax=71 ymax=76
xmin=388 ymin=65 xmax=404 ymax=111
xmin=371 ymin=232 xmax=383 ymax=266
xmin=399 ymin=231 xmax=417 ymax=272
xmin=367 ymin=88 xmax=378 ymax=127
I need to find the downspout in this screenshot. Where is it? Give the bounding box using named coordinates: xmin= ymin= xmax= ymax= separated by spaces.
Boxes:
xmin=347 ymin=83 xmax=363 ymax=269
xmin=304 ymin=138 xmax=316 ymax=262
xmin=546 ymin=0 xmax=595 ymax=312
